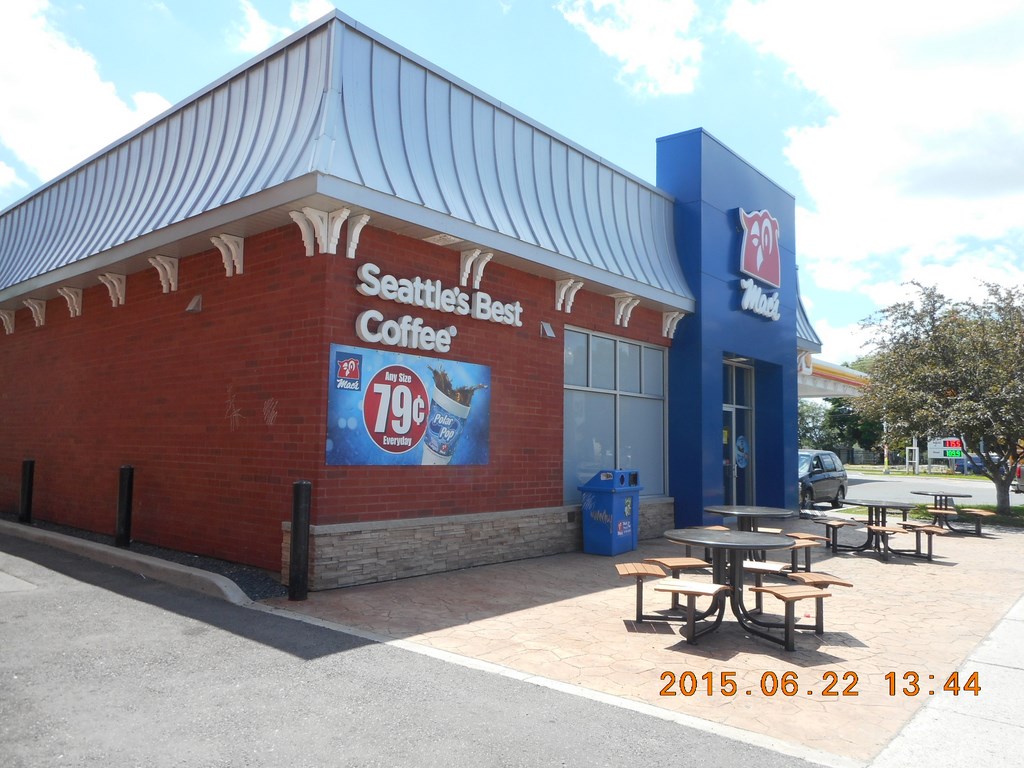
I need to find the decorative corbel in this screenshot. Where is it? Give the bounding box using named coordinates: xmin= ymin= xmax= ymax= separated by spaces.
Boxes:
xmin=345 ymin=214 xmax=370 ymax=259
xmin=324 ymin=208 xmax=351 ymax=255
xmin=662 ymin=311 xmax=684 ymax=339
xmin=472 ymin=252 xmax=492 ymax=289
xmin=613 ymin=294 xmax=640 ymax=327
xmin=289 ymin=207 xmax=352 ymax=256
xmin=460 ymin=249 xmax=481 ymax=287
xmin=211 ymin=234 xmax=244 ymax=276
xmin=564 ymin=281 xmax=583 ymax=312
xmin=57 ymin=287 xmax=83 ymax=317
xmin=288 ymin=210 xmax=316 ymax=256
xmin=148 ymin=255 xmax=179 ymax=293
xmin=459 ymin=249 xmax=491 ymax=288
xmin=555 ymin=279 xmax=584 ymax=313
xmin=98 ymin=274 xmax=126 ymax=307
xmin=1 ymin=309 xmax=15 ymax=334
xmin=24 ymin=298 xmax=46 ymax=327
xmin=798 ymin=351 xmax=814 ymax=375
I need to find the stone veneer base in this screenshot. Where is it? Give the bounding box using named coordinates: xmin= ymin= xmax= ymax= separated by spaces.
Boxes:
xmin=282 ymin=498 xmax=676 ymax=590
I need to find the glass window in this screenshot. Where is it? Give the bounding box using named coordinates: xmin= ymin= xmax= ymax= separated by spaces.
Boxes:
xmin=642 ymin=346 xmax=664 ymax=396
xmin=563 ymin=329 xmax=667 ymax=502
xmin=821 ymin=454 xmax=836 ymax=471
xmin=564 ymin=330 xmax=588 ymax=386
xmin=617 ymin=342 xmax=640 ymax=393
xmin=591 ymin=336 xmax=615 ymax=390
xmin=723 ymin=360 xmax=753 ymax=407
xmin=619 ymin=397 xmax=664 ymax=495
xmin=563 ymin=390 xmax=616 ymax=501
xmin=734 ymin=365 xmax=750 ymax=406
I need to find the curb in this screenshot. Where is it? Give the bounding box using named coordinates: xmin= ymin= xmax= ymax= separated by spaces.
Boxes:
xmin=0 ymin=519 xmax=252 ymax=606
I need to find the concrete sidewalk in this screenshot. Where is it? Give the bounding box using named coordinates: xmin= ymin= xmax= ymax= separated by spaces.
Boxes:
xmin=3 ymin=516 xmax=1022 ymax=766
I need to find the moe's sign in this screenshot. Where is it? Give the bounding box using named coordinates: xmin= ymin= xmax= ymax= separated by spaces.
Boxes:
xmin=737 ymin=208 xmax=781 ymax=322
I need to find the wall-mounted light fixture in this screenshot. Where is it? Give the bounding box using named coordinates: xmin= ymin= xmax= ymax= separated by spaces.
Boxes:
xmin=185 ymin=295 xmax=203 ymax=314
xmin=539 ymin=321 xmax=556 ymax=339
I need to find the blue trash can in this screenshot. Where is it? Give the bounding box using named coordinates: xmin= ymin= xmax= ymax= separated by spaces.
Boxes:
xmin=578 ymin=470 xmax=643 ymax=555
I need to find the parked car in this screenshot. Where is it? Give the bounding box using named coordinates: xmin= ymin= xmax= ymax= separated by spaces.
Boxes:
xmin=954 ymin=453 xmax=1008 ymax=476
xmin=1013 ymin=464 xmax=1023 ymax=494
xmin=798 ymin=449 xmax=848 ymax=509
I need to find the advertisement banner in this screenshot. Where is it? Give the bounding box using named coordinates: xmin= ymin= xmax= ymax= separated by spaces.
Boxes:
xmin=326 ymin=344 xmax=490 ymax=466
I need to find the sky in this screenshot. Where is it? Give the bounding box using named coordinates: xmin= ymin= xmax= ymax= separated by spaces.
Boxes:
xmin=1 ymin=0 xmax=1023 ymax=366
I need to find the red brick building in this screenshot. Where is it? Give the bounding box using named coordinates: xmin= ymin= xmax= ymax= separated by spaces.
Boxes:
xmin=0 ymin=13 xmax=700 ymax=589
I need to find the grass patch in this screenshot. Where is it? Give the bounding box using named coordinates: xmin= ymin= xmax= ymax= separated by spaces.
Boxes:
xmin=840 ymin=503 xmax=1024 ymax=528
xmin=906 ymin=504 xmax=1024 ymax=528
xmin=845 ymin=465 xmax=995 ymax=482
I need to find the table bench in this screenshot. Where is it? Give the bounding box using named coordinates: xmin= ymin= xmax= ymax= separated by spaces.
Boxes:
xmin=864 ymin=525 xmax=908 ymax=561
xmin=955 ymin=508 xmax=996 ymax=536
xmin=786 ymin=539 xmax=821 ymax=572
xmin=642 ymin=556 xmax=710 ymax=610
xmin=615 ymin=562 xmax=668 ymax=623
xmin=749 ymin=584 xmax=832 ymax=651
xmin=814 ymin=518 xmax=860 ymax=553
xmin=786 ymin=572 xmax=853 ymax=589
xmin=895 ymin=523 xmax=948 ymax=560
xmin=742 ymin=560 xmax=789 ymax=612
xmin=615 ymin=562 xmax=725 ymax=638
xmin=653 ymin=579 xmax=732 ymax=644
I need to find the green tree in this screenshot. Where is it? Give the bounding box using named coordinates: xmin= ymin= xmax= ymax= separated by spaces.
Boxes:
xmin=855 ymin=283 xmax=1024 ymax=512
xmin=824 ymin=398 xmax=883 ymax=451
xmin=798 ymin=399 xmax=830 ymax=448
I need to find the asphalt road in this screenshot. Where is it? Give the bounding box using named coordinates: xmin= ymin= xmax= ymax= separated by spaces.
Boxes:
xmin=0 ymin=535 xmax=837 ymax=768
xmin=844 ymin=471 xmax=1000 ymax=506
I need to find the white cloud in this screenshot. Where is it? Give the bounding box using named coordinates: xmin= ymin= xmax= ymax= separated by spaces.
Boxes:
xmin=0 ymin=160 xmax=26 ymax=195
xmin=0 ymin=0 xmax=172 ymax=184
xmin=231 ymin=0 xmax=334 ymax=55
xmin=290 ymin=0 xmax=335 ymax=25
xmin=725 ymin=0 xmax=1024 ymax=308
xmin=232 ymin=0 xmax=293 ymax=54
xmin=814 ymin=318 xmax=878 ymax=366
xmin=555 ymin=0 xmax=702 ymax=96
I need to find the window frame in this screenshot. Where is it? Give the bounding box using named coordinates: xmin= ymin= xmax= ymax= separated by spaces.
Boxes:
xmin=563 ymin=327 xmax=668 ymax=500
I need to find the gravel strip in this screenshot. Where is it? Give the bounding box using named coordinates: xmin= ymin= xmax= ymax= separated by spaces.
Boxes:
xmin=0 ymin=513 xmax=288 ymax=601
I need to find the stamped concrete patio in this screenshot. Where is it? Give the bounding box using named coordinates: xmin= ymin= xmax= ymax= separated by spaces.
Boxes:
xmin=265 ymin=514 xmax=1024 ymax=764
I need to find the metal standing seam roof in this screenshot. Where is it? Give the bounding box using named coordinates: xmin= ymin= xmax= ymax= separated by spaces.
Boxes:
xmin=795 ymin=273 xmax=823 ymax=353
xmin=0 ymin=11 xmax=695 ymax=315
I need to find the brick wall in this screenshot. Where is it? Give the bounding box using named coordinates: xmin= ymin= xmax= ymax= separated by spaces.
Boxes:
xmin=0 ymin=224 xmax=324 ymax=570
xmin=0 ymin=217 xmax=671 ymax=574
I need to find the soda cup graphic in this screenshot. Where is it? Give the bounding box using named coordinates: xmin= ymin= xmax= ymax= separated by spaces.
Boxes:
xmin=420 ymin=366 xmax=485 ymax=465
xmin=421 ymin=387 xmax=471 ymax=465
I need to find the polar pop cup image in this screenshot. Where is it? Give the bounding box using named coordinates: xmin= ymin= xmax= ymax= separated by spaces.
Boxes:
xmin=421 ymin=366 xmax=485 ymax=465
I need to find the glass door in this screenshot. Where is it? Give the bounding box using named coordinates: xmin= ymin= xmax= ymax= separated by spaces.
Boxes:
xmin=723 ymin=359 xmax=754 ymax=505
xmin=722 ymin=407 xmax=752 ymax=505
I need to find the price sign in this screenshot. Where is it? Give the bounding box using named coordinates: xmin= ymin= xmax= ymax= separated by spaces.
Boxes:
xmin=327 ymin=344 xmax=491 ymax=466
xmin=927 ymin=437 xmax=964 ymax=459
xmin=362 ymin=365 xmax=428 ymax=453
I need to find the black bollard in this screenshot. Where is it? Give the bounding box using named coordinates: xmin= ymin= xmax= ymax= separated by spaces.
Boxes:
xmin=18 ymin=459 xmax=34 ymax=524
xmin=115 ymin=465 xmax=134 ymax=548
xmin=289 ymin=480 xmax=312 ymax=601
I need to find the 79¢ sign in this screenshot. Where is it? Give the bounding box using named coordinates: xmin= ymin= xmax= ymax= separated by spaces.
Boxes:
xmin=325 ymin=344 xmax=491 ymax=466
xmin=363 ymin=365 xmax=428 ymax=453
